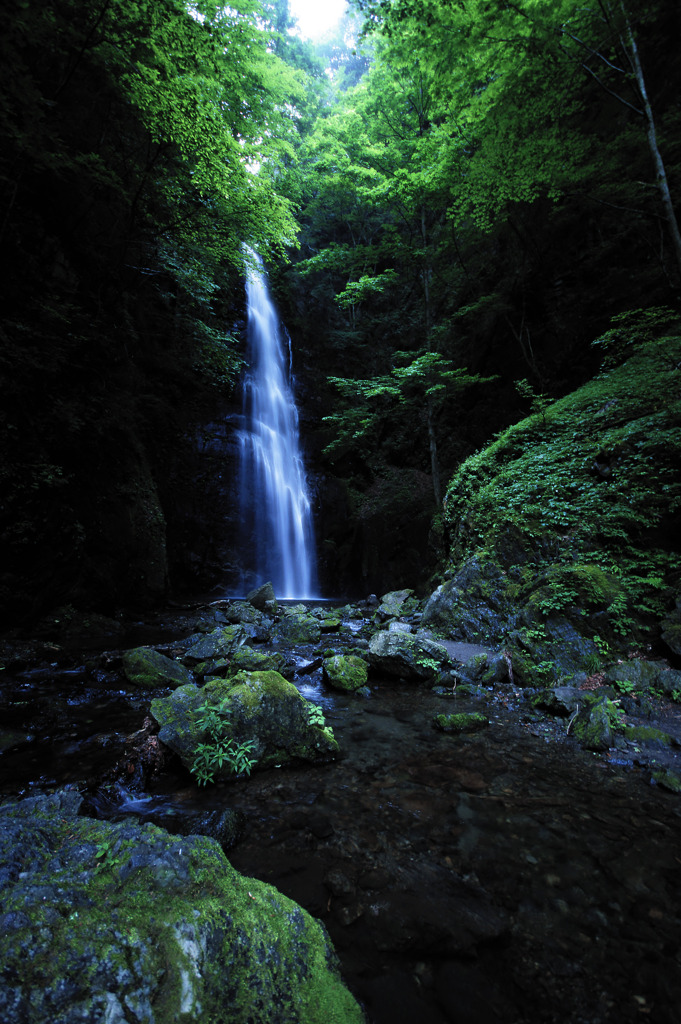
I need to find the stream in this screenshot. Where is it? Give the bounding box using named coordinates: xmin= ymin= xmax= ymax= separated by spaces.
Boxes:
xmin=1 ymin=605 xmax=680 ymax=1024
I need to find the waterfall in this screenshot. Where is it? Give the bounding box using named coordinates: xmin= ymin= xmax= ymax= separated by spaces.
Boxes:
xmin=236 ymin=252 xmax=317 ymax=599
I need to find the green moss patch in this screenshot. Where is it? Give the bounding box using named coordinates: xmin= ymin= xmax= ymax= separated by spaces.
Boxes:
xmin=434 ymin=712 xmax=489 ymax=734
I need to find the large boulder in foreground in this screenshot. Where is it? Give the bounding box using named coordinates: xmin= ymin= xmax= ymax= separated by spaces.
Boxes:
xmin=0 ymin=791 xmax=364 ymax=1024
xmin=368 ymin=631 xmax=453 ymax=682
xmin=151 ymin=671 xmax=338 ymax=778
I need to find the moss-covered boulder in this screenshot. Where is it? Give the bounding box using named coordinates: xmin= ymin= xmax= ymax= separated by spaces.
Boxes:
xmin=368 ymin=631 xmax=454 ymax=682
xmin=422 ymin=556 xmax=514 ymax=643
xmin=571 ymin=696 xmax=621 ymax=751
xmin=434 ymin=712 xmax=489 ymax=734
xmin=222 ymin=601 xmax=266 ymax=625
xmin=228 ymin=646 xmax=288 ymax=676
xmin=323 ymin=655 xmax=369 ymax=692
xmin=604 ymin=659 xmax=681 ymax=697
xmin=376 ymin=589 xmax=416 ymax=621
xmin=121 ymin=647 xmax=194 ymax=690
xmin=532 ymin=686 xmax=582 ymax=717
xmin=430 ymin=322 xmax=681 ymax=681
xmin=0 ymin=791 xmax=365 ymax=1024
xmin=274 ymin=613 xmax=321 ymax=645
xmin=150 ymin=671 xmax=339 ymax=779
xmin=183 ymin=625 xmax=247 ymax=662
xmin=622 ymin=724 xmax=678 ymax=749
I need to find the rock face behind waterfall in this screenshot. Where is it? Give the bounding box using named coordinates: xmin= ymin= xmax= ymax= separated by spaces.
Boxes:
xmin=0 ymin=791 xmax=365 ymax=1024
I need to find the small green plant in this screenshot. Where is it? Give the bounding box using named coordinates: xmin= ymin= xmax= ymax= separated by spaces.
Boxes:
xmin=94 ymin=836 xmax=136 ymax=875
xmin=514 ymin=378 xmax=551 ymax=426
xmin=612 ymin=678 xmax=636 ymax=696
xmin=604 ymin=698 xmax=626 ymax=731
xmin=190 ymin=699 xmax=258 ymax=786
xmin=418 ymin=656 xmax=441 ymax=674
xmin=584 ymin=653 xmax=601 ymax=675
xmin=306 ymin=702 xmax=326 ymax=728
xmin=593 ymin=635 xmax=611 ymax=659
xmin=671 ymin=689 xmax=681 ymax=704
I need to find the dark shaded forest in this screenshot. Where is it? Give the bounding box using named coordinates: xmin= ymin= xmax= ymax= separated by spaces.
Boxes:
xmin=1 ymin=0 xmax=680 ymax=620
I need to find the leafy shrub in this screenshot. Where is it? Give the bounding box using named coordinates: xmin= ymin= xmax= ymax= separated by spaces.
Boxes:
xmin=190 ymin=700 xmax=257 ymax=786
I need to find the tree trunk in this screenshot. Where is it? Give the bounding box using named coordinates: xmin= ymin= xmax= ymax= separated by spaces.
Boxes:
xmin=622 ymin=3 xmax=681 ymax=281
xmin=427 ymin=396 xmax=442 ymax=508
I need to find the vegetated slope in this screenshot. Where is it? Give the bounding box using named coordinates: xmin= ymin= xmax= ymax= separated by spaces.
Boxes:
xmin=424 ymin=310 xmax=681 ymax=682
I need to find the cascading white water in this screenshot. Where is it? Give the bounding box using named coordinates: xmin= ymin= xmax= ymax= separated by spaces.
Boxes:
xmin=237 ymin=252 xmax=317 ymax=599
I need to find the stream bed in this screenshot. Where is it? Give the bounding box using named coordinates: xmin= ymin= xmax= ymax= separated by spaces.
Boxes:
xmin=1 ymin=607 xmax=680 ymax=1024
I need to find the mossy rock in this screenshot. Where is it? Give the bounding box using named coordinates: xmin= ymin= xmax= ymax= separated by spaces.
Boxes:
xmin=652 ymin=768 xmax=681 ymax=794
xmin=571 ymin=696 xmax=621 ymax=751
xmin=368 ymin=631 xmax=453 ymax=682
xmin=222 ymin=601 xmax=265 ymax=625
xmin=0 ymin=791 xmax=365 ymax=1024
xmin=433 ymin=330 xmax=681 ymax=663
xmin=229 ymin=646 xmax=287 ymax=675
xmin=150 ymin=671 xmax=339 ymax=779
xmin=274 ymin=613 xmax=321 ymax=645
xmin=623 ymin=724 xmax=677 ymax=748
xmin=323 ymin=655 xmax=368 ymax=693
xmin=376 ymin=589 xmax=415 ymax=620
xmin=183 ymin=625 xmax=247 ymax=662
xmin=320 ymin=617 xmax=342 ymax=633
xmin=433 ymin=712 xmax=489 ymax=734
xmin=603 ymin=659 xmax=681 ymax=696
xmin=121 ymin=647 xmax=194 ymax=690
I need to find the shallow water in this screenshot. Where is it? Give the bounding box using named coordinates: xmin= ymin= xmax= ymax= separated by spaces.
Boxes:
xmin=2 ymin=626 xmax=681 ymax=1024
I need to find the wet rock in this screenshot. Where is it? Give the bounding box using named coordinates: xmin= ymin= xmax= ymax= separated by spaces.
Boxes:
xmin=275 ymin=613 xmax=321 ymax=645
xmin=571 ymin=696 xmax=617 ymax=751
xmin=652 ymin=767 xmax=681 ymax=793
xmin=222 ymin=600 xmax=264 ymax=625
xmin=376 ymin=589 xmax=416 ymax=621
xmin=509 ymin=616 xmax=600 ymax=685
xmin=533 ymin=686 xmax=582 ymax=716
xmin=603 ymin=658 xmax=681 ymax=696
xmin=0 ymin=791 xmax=365 ymax=1024
xmin=320 ymin=617 xmax=342 ymax=632
xmin=421 ymin=557 xmax=511 ymax=642
xmin=246 ymin=581 xmax=276 ymax=610
xmin=623 ymin=724 xmax=678 ymax=749
xmin=461 ymin=651 xmax=510 ymax=685
xmin=434 ymin=712 xmax=489 ymax=734
xmin=150 ymin=671 xmax=339 ymax=779
xmin=183 ymin=624 xmax=247 ymax=662
xmin=388 ymin=621 xmax=412 ymax=633
xmin=229 ymin=646 xmax=287 ymax=675
xmin=323 ymin=655 xmax=369 ymax=693
xmin=368 ymin=631 xmax=454 ymax=683
xmin=121 ymin=647 xmax=194 ymax=690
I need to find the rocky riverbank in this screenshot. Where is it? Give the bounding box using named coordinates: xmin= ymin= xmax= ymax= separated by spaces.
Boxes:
xmin=2 ymin=588 xmax=681 ymax=1022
